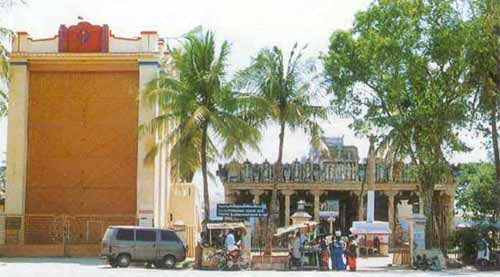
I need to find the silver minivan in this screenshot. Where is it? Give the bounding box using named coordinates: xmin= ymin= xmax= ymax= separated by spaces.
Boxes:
xmin=101 ymin=226 xmax=186 ymax=269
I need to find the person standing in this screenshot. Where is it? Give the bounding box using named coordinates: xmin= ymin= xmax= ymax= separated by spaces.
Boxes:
xmin=373 ymin=236 xmax=380 ymax=256
xmin=319 ymin=236 xmax=329 ymax=270
xmin=332 ymin=233 xmax=346 ymax=270
xmin=225 ymin=229 xmax=237 ymax=251
xmin=291 ymin=231 xmax=302 ymax=267
xmin=346 ymin=235 xmax=357 ymax=271
xmin=329 ymin=233 xmax=336 ymax=270
xmin=477 ymin=235 xmax=490 ymax=263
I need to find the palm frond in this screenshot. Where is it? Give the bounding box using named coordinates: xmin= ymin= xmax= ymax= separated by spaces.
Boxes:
xmin=140 ymin=30 xmax=262 ymax=220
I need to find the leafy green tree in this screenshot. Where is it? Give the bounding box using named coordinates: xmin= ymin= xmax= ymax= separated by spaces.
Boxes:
xmin=465 ymin=0 xmax=500 ymax=219
xmin=236 ymin=44 xmax=328 ymax=253
xmin=456 ymin=163 xmax=498 ymax=222
xmin=323 ymin=0 xmax=469 ymax=249
xmin=141 ymin=31 xmax=261 ymax=222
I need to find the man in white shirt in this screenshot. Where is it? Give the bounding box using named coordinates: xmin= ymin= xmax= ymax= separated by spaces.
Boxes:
xmin=225 ymin=229 xmax=237 ymax=251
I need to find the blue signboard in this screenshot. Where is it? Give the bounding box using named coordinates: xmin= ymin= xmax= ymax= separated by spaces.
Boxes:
xmin=216 ymin=204 xmax=268 ymax=217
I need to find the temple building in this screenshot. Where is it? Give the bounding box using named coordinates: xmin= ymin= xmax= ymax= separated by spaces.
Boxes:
xmin=217 ymin=137 xmax=456 ymax=248
xmin=0 ymin=22 xmax=200 ymax=256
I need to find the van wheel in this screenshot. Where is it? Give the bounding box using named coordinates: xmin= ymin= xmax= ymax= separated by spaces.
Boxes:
xmin=109 ymin=258 xmax=118 ymax=268
xmin=117 ymin=254 xmax=131 ymax=268
xmin=153 ymin=261 xmax=164 ymax=269
xmin=163 ymin=255 xmax=176 ymax=269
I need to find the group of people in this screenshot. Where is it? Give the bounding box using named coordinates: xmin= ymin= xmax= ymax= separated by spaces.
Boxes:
xmin=476 ymin=230 xmax=498 ymax=268
xmin=413 ymin=254 xmax=441 ymax=271
xmin=290 ymin=230 xmax=358 ymax=271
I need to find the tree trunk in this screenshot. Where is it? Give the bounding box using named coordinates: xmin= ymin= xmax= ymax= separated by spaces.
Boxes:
xmin=421 ymin=182 xmax=434 ymax=249
xmin=264 ymin=121 xmax=286 ymax=255
xmin=489 ymin=106 xmax=500 ymax=221
xmin=201 ymin=122 xmax=210 ymax=224
xmin=494 ymin=10 xmax=500 ymax=224
xmin=277 ymin=121 xmax=286 ymax=164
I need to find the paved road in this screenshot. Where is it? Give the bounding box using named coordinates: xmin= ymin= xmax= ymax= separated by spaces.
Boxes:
xmin=0 ymin=256 xmax=497 ymax=277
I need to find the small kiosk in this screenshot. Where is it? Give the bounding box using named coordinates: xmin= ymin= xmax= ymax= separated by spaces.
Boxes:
xmin=350 ymin=221 xmax=391 ymax=256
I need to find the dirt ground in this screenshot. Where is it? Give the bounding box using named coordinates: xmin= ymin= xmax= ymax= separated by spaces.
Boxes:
xmin=0 ymin=255 xmax=496 ymax=277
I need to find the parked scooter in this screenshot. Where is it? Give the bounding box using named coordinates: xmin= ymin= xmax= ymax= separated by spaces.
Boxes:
xmin=213 ymin=241 xmax=249 ymax=270
xmin=287 ymin=249 xmax=302 ymax=270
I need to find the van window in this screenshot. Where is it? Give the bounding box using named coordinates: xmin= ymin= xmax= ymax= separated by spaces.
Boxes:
xmin=136 ymin=229 xmax=156 ymax=242
xmin=161 ymin=230 xmax=178 ymax=241
xmin=103 ymin=228 xmax=114 ymax=240
xmin=116 ymin=229 xmax=134 ymax=241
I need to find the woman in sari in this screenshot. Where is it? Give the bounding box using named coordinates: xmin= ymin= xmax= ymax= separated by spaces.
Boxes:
xmin=332 ymin=235 xmax=346 ymax=270
xmin=319 ymin=236 xmax=329 ymax=270
xmin=345 ymin=235 xmax=357 ymax=271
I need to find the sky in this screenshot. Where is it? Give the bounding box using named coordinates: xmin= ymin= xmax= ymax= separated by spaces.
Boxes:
xmin=1 ymin=0 xmax=489 ymax=162
xmin=0 ymin=0 xmax=490 ymax=213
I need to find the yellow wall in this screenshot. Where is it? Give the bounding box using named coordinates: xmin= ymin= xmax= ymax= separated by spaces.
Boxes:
xmin=167 ymin=183 xmax=201 ymax=257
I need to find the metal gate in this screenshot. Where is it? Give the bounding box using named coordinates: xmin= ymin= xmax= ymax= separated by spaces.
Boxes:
xmin=24 ymin=214 xmax=135 ymax=255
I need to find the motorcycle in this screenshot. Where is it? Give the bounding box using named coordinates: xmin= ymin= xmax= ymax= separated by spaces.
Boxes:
xmin=287 ymin=249 xmax=302 ymax=270
xmin=212 ymin=241 xmax=250 ymax=270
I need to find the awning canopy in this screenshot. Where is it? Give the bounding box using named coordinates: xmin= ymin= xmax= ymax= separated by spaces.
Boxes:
xmin=274 ymin=221 xmax=318 ymax=237
xmin=350 ymin=221 xmax=392 ymax=235
xmin=206 ymin=222 xmax=247 ymax=231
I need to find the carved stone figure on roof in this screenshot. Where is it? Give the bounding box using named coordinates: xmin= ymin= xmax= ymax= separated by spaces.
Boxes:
xmin=283 ymin=163 xmax=291 ymax=182
xmin=228 ymin=160 xmax=242 ymax=182
xmin=217 ymin=164 xmax=228 ymax=182
xmin=243 ymin=160 xmax=252 ymax=182
xmin=253 ymin=163 xmax=260 ymax=182
xmin=262 ymin=160 xmax=272 ymax=182
xmin=304 ymin=159 xmax=312 ymax=182
xmin=292 ymin=159 xmax=301 ymax=182
xmin=313 ymin=163 xmax=321 ymax=181
xmin=323 ymin=162 xmax=334 ymax=181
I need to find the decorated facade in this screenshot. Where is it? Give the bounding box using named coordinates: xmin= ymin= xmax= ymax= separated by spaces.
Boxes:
xmin=0 ymin=22 xmax=201 ymax=256
xmin=218 ymin=137 xmax=457 ymax=249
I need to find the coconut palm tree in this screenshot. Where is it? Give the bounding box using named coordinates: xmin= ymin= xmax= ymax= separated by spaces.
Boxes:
xmin=0 ymin=0 xmax=25 ymax=116
xmin=236 ymin=43 xmax=328 ymax=254
xmin=141 ymin=31 xmax=261 ymax=222
xmin=0 ymin=32 xmax=8 ymax=117
xmin=0 ymin=24 xmax=12 ymax=117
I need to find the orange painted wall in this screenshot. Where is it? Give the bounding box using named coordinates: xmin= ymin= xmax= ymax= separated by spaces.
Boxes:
xmin=26 ymin=70 xmax=139 ymax=216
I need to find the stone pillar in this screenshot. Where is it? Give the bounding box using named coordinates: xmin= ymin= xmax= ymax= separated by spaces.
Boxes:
xmin=250 ymin=189 xmax=264 ymax=204
xmin=250 ymin=189 xmax=265 ymax=249
xmin=418 ymin=192 xmax=424 ymax=215
xmin=312 ymin=190 xmax=323 ymax=222
xmin=224 ymin=190 xmax=238 ymax=204
xmin=282 ymin=190 xmax=294 ymax=226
